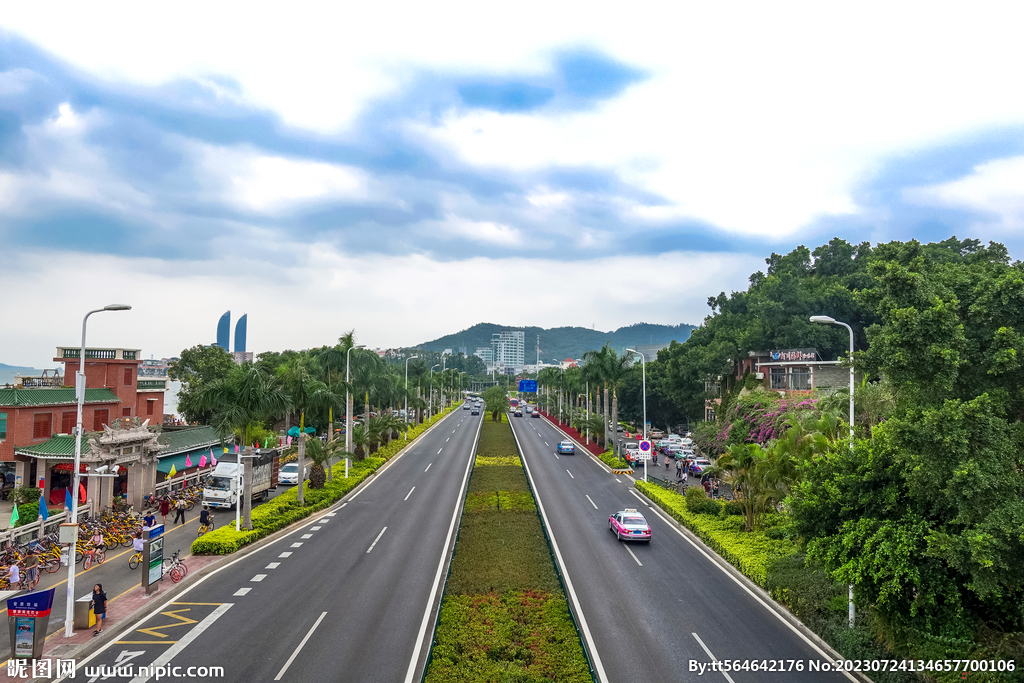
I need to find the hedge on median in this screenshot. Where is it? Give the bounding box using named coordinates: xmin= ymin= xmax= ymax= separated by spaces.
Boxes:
xmin=191 ymin=405 xmax=458 ymax=555
xmin=635 ymin=481 xmax=795 ymax=588
xmin=596 ymin=448 xmax=630 ymax=470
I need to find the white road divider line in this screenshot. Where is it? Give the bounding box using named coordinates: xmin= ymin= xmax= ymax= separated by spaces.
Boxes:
xmin=367 ymin=527 xmax=388 ymax=553
xmin=233 ymin=587 xmax=251 ymax=596
xmin=437 ymin=448 xmax=443 ymax=454
xmin=275 ymin=611 xmax=328 ymax=681
xmin=252 ymin=574 xmax=267 ymax=582
xmin=279 ymin=552 xmax=292 ymax=558
xmin=291 ymin=542 xmax=303 ymax=548
xmin=301 ymin=534 xmax=313 ymax=539
xmin=266 ymin=562 xmax=280 ymax=569
xmin=128 ymin=603 xmax=233 ymax=683
xmin=446 ymin=437 xmax=450 ymax=442
xmin=425 ymin=463 xmax=432 ymax=472
xmin=544 ymin=441 xmax=549 ymax=446
xmin=624 ymin=545 xmax=643 ymax=567
xmin=567 ymin=470 xmax=574 ymax=479
xmin=311 ymin=526 xmax=321 ymax=531
xmin=585 ymin=495 xmax=599 ymax=510
xmin=405 ymin=486 xmax=416 ymax=501
xmin=691 ymin=633 xmax=736 ymax=683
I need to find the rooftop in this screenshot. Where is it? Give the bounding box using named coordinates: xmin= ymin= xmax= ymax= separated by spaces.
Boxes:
xmin=0 ymin=387 xmax=120 ymax=407
xmin=14 ymin=425 xmax=224 ymax=460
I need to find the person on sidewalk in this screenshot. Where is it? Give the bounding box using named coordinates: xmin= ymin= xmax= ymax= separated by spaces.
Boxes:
xmin=5 ymin=562 xmax=21 ymax=590
xmin=90 ymin=584 xmax=106 ymax=636
xmin=24 ymin=550 xmax=39 ymax=589
xmin=173 ymin=498 xmax=187 ymax=525
xmin=675 ymin=459 xmax=682 ymax=480
xmin=159 ymin=496 xmax=170 ymax=526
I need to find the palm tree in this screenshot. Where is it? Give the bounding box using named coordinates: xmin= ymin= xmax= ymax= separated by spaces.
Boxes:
xmin=193 ymin=363 xmax=289 ymax=530
xmin=296 ymin=437 xmax=350 ymax=489
xmin=350 ymin=424 xmax=371 ymax=460
xmin=280 ymin=354 xmax=338 ymax=505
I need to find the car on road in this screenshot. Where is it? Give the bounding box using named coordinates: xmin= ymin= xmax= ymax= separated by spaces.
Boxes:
xmin=530 ymin=410 xmax=540 ymax=418
xmin=524 ymin=405 xmax=533 ymax=413
xmin=609 ymin=508 xmax=651 ymax=542
xmin=688 ymin=458 xmax=713 ymax=475
xmin=279 ymin=462 xmax=309 ymax=485
xmin=471 ymin=407 xmax=480 ymax=415
xmin=556 ymin=440 xmax=575 ymax=454
xmin=463 ymin=403 xmax=471 ymax=410
xmin=514 ymin=408 xmax=523 ymax=417
xmin=649 ymin=429 xmax=665 ymax=439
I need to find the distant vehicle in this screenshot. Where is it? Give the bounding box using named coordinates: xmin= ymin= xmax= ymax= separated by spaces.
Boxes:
xmin=524 ymin=405 xmax=533 ymax=414
xmin=471 ymin=407 xmax=480 ymax=415
xmin=649 ymin=429 xmax=665 ymax=439
xmin=689 ymin=458 xmax=713 ymax=476
xmin=609 ymin=508 xmax=651 ymax=542
xmin=557 ymin=440 xmax=575 ymax=454
xmin=278 ymin=462 xmax=309 ymax=485
xmin=530 ymin=410 xmax=540 ymax=418
xmin=514 ymin=409 xmax=523 ymax=417
xmin=463 ymin=403 xmax=471 ymax=410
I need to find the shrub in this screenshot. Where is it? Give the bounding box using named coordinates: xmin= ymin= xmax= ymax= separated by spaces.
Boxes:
xmin=688 ymin=497 xmax=722 ymax=515
xmin=596 ymin=449 xmax=630 ymax=470
xmin=10 ymin=486 xmax=41 ymax=506
xmin=635 ymin=481 xmax=796 ymax=587
xmin=720 ymin=500 xmax=744 ymax=516
xmin=12 ymin=502 xmax=39 ymax=528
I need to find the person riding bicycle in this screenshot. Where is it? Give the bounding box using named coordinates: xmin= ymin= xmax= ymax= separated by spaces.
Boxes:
xmin=199 ymin=504 xmax=211 ymax=529
xmin=133 ymin=532 xmax=144 ymax=554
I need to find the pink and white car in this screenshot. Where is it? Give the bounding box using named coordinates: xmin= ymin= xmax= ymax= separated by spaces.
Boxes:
xmin=609 ymin=508 xmax=652 ymax=542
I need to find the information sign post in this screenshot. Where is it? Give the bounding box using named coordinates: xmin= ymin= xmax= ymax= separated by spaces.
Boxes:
xmin=7 ymin=588 xmax=55 ymax=661
xmin=143 ymin=524 xmax=165 ymax=595
xmin=637 ymin=440 xmax=653 ymax=483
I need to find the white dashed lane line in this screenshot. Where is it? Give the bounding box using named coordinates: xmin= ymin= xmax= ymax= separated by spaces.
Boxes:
xmin=567 ymin=470 xmax=574 ymax=479
xmin=367 ymin=527 xmax=388 ymax=554
xmin=311 ymin=526 xmax=321 ymax=531
xmin=437 ymin=448 xmax=443 ymax=454
xmin=234 ymin=587 xmax=252 ymax=596
xmin=585 ymin=495 xmax=599 ymax=509
xmin=279 ymin=552 xmax=293 ymax=558
xmin=252 ymin=574 xmax=267 ymax=582
xmin=405 ymin=486 xmax=416 ymax=501
xmin=301 ymin=534 xmax=313 ymax=539
xmin=266 ymin=562 xmax=281 ymax=569
xmin=291 ymin=542 xmax=303 ymax=548
xmin=624 ymin=545 xmax=643 ymax=567
xmin=425 ymin=463 xmax=432 ymax=472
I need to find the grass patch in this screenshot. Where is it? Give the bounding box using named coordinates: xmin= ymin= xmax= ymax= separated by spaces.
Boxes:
xmin=635 ymin=481 xmax=795 ymax=587
xmin=447 ymin=510 xmax=558 ymax=594
xmin=474 ymin=455 xmax=520 ymax=467
xmin=464 ymin=491 xmax=536 ymax=514
xmin=427 ymin=591 xmax=590 ymax=683
xmin=468 ymin=466 xmax=530 ymax=493
xmin=477 ymin=420 xmax=516 ymax=456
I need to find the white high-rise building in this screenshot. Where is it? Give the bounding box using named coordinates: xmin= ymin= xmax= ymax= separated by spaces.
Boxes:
xmin=491 ymin=330 xmax=525 ymax=374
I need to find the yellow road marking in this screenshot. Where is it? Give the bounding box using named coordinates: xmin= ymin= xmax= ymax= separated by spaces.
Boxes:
xmin=136 ymin=608 xmax=197 ymax=637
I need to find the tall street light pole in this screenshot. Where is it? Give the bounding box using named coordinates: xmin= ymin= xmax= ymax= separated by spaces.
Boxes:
xmin=405 ymin=356 xmax=419 ymax=439
xmin=65 ymin=303 xmax=131 ymax=637
xmin=810 ymin=314 xmax=856 ymax=627
xmin=345 ymin=344 xmax=366 ymax=458
xmin=626 ymin=349 xmax=647 ymax=481
xmin=429 ymin=364 xmax=440 ymax=419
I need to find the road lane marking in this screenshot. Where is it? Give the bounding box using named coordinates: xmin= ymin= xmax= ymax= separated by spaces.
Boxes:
xmin=339 ymin=503 xmax=347 ymax=509
xmin=566 ymin=470 xmax=574 ymax=479
xmin=266 ymin=562 xmax=280 ymax=569
xmin=325 ymin=511 xmax=338 ymax=515
xmin=624 ymin=545 xmax=643 ymax=566
xmin=367 ymin=527 xmax=388 ymax=553
xmin=274 ymin=611 xmax=328 ymax=681
xmin=615 ymin=478 xmax=621 ymax=483
xmin=233 ymin=588 xmax=251 ymax=596
xmin=405 ymin=486 xmax=416 ymax=501
xmin=554 ymin=453 xmax=559 ymax=460
xmin=446 ymin=437 xmax=450 ymax=442
xmin=279 ymin=552 xmax=292 ymax=558
xmin=691 ymin=633 xmax=736 ymax=683
xmin=437 ymin=448 xmax=443 ymax=454
xmin=585 ymin=495 xmax=599 ymax=510
xmin=290 ymin=542 xmax=303 ymax=548
xmin=544 ymin=441 xmax=549 ymax=446
xmin=452 ymin=429 xmax=456 ymax=433
xmin=424 ymin=463 xmax=432 ymax=472
xmin=128 ymin=603 xmax=233 ymax=683
xmin=251 ymin=574 xmax=267 ymax=582
xmin=629 ymin=489 xmax=651 ymax=507
xmin=311 ymin=526 xmax=322 ymax=530
xmin=301 ymin=534 xmax=313 ymax=539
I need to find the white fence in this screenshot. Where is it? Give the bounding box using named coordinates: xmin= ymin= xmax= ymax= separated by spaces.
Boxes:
xmin=0 ymin=501 xmax=96 ymax=547
xmin=154 ymin=466 xmax=215 ymax=497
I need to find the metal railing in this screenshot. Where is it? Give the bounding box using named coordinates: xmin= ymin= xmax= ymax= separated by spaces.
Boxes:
xmin=137 ymin=380 xmax=167 ymax=390
xmin=154 ymin=467 xmax=215 ymax=496
xmin=0 ymin=501 xmax=95 ymax=546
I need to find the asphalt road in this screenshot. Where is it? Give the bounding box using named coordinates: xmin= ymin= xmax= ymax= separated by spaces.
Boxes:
xmin=510 ymin=413 xmax=853 ymax=683
xmin=77 ymin=406 xmax=483 ymax=683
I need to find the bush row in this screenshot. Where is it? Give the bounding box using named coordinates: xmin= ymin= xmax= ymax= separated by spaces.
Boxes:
xmin=191 ymin=405 xmax=458 ymax=555
xmin=596 ymin=448 xmax=630 ymax=470
xmin=635 ymin=481 xmax=796 ymax=587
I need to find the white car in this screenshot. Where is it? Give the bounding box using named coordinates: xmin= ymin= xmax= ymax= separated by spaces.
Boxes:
xmin=279 ymin=462 xmax=308 ymax=485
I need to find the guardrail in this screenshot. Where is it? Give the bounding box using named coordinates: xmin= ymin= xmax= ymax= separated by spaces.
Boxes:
xmin=0 ymin=501 xmax=96 ymax=546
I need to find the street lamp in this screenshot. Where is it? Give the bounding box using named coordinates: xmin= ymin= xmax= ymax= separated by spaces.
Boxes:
xmin=626 ymin=349 xmax=647 ymax=482
xmin=345 ymin=344 xmax=366 ymax=460
xmin=429 ymin=364 xmax=440 ymax=419
xmin=65 ymin=303 xmax=131 ymax=637
xmin=810 ymin=314 xmax=856 ymax=628
xmin=405 ymin=356 xmax=419 ymax=439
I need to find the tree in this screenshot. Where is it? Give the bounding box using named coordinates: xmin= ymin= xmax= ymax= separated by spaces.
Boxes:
xmin=483 ymin=385 xmax=507 ymax=422
xmin=168 ymin=345 xmax=236 ymax=424
xmin=193 ymin=363 xmax=289 ymax=530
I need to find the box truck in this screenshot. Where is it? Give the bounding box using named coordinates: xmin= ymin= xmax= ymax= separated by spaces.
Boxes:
xmin=203 ymin=449 xmax=281 ymax=509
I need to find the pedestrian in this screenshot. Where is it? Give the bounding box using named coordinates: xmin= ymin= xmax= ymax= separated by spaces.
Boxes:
xmin=5 ymin=562 xmax=20 ymax=590
xmin=702 ymin=478 xmax=711 ymax=495
xmin=159 ymin=496 xmax=170 ymax=526
xmin=173 ymin=497 xmax=187 ymax=525
xmin=665 ymin=454 xmax=670 ymax=469
xmin=24 ymin=550 xmax=39 ymax=589
xmin=712 ymin=479 xmax=720 ymax=499
xmin=675 ymin=459 xmax=682 ymax=480
xmin=90 ymin=583 xmax=107 ymax=636
xmin=682 ymin=469 xmax=688 ymax=487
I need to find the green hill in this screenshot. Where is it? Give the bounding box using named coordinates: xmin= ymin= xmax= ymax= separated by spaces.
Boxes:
xmin=415 ymin=322 xmax=695 ymax=364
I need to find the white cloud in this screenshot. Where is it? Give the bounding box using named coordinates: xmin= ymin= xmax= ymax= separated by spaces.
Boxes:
xmin=904 ymin=156 xmax=1024 ymax=232
xmin=432 ymin=214 xmax=523 ymax=247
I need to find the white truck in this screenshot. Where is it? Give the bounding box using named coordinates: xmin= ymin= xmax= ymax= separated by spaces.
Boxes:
xmin=203 ymin=449 xmax=281 ymax=509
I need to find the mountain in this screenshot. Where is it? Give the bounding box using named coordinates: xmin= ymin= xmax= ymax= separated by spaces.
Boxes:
xmin=0 ymin=363 xmax=49 ymax=386
xmin=415 ymin=322 xmax=696 ymax=364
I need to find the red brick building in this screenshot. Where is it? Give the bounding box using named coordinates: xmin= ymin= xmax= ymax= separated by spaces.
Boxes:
xmin=0 ymin=347 xmax=167 ymax=490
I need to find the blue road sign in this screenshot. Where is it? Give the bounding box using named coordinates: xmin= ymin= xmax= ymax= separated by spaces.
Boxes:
xmin=518 ymin=380 xmax=537 ymax=393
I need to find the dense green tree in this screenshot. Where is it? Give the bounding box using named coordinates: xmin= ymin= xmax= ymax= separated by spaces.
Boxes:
xmin=168 ymin=345 xmax=236 ymax=424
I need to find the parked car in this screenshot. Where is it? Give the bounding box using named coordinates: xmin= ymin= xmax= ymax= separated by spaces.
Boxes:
xmin=279 ymin=462 xmax=309 ymax=485
xmin=689 ymin=458 xmax=713 ymax=476
xmin=609 ymin=508 xmax=651 ymax=542
xmin=557 ymin=440 xmax=575 ymax=455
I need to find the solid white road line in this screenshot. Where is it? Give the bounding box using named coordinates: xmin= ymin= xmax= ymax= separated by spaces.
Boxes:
xmin=585 ymin=494 xmax=599 ymax=510
xmin=252 ymin=574 xmax=267 ymax=582
xmin=405 ymin=486 xmax=416 ymax=501
xmin=424 ymin=463 xmax=432 ymax=472
xmin=691 ymin=633 xmax=737 ymax=683
xmin=233 ymin=587 xmax=251 ymax=596
xmin=128 ymin=603 xmax=233 ymax=683
xmin=624 ymin=545 xmax=643 ymax=567
xmin=367 ymin=527 xmax=388 ymax=553
xmin=266 ymin=562 xmax=280 ymax=569
xmin=566 ymin=470 xmax=574 ymax=479
xmin=279 ymin=552 xmax=292 ymax=558
xmin=628 ymin=489 xmax=650 ymax=507
xmin=274 ymin=611 xmax=328 ymax=681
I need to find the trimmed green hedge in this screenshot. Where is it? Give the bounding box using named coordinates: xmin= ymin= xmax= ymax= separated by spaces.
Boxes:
xmin=596 ymin=449 xmax=630 ymax=470
xmin=635 ymin=481 xmax=796 ymax=587
xmin=191 ymin=405 xmax=458 ymax=555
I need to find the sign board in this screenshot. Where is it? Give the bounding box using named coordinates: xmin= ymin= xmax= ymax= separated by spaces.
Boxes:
xmin=7 ymin=589 xmax=55 ymax=618
xmin=635 ymin=440 xmax=653 ymax=460
xmin=147 ymin=536 xmax=164 ymax=589
xmin=147 ymin=524 xmax=165 ymax=540
xmin=518 ymin=380 xmax=537 ymax=393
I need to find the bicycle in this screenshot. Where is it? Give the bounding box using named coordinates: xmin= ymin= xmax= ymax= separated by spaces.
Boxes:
xmin=164 ymin=550 xmax=187 ymax=583
xmin=82 ymin=545 xmax=106 ymax=570
xmin=128 ymin=551 xmax=143 ymax=570
xmin=197 ymin=515 xmax=215 ymax=537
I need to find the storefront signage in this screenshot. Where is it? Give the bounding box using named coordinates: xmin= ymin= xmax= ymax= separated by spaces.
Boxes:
xmin=769 ymin=349 xmax=817 ymax=361
xmin=6 ymin=589 xmax=56 ymax=618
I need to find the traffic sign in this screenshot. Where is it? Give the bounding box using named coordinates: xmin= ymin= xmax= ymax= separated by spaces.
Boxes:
xmin=635 ymin=440 xmax=652 ymax=460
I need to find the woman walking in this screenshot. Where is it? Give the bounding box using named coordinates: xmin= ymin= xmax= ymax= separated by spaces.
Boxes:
xmin=159 ymin=496 xmax=170 ymax=527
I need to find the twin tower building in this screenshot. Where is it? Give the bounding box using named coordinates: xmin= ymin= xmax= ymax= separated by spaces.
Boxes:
xmin=215 ymin=311 xmax=253 ymax=363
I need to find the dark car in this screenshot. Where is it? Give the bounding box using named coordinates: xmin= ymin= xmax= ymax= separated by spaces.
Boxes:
xmin=530 ymin=410 xmax=540 ymax=418
xmin=471 ymin=407 xmax=480 ymax=415
xmin=514 ymin=409 xmax=523 ymax=417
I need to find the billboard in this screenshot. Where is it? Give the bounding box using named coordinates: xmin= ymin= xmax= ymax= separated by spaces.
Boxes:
xmin=518 ymin=379 xmax=538 ymax=393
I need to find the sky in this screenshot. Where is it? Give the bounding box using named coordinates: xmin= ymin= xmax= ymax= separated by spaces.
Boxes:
xmin=3 ymin=1 xmax=1024 ymax=369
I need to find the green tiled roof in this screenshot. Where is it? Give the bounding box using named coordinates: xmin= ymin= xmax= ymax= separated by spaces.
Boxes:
xmin=14 ymin=435 xmax=91 ymax=458
xmin=0 ymin=387 xmax=120 ymax=407
xmin=16 ymin=426 xmax=223 ymax=461
xmin=157 ymin=427 xmax=223 ymax=456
